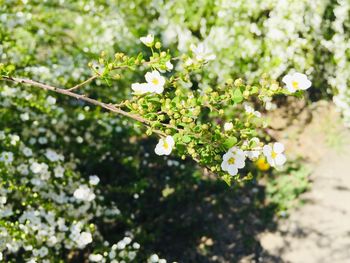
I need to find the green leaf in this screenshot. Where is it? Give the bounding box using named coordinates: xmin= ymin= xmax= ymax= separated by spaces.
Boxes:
xmin=233 ymin=88 xmax=243 ymax=103
xmin=223 ymin=136 xmax=237 ymax=149
xmin=250 ymin=86 xmax=259 ymax=94
xmin=182 ymin=135 xmax=191 ymax=143
xmin=222 ymin=174 xmax=232 ymax=186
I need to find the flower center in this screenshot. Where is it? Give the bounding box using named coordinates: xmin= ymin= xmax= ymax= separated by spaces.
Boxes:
xmin=228 ymin=157 xmax=235 ymax=165
xmin=163 ymin=140 xmax=169 ymax=149
xmin=292 ymin=81 xmax=299 ymax=89
xmin=271 ymin=151 xmax=278 ymax=159
xmin=152 ymin=78 xmax=159 ymax=85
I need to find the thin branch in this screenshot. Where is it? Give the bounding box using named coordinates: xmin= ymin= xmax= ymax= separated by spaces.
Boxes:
xmin=67 ymin=75 xmax=98 ymax=91
xmin=2 ymin=76 xmax=166 ymax=136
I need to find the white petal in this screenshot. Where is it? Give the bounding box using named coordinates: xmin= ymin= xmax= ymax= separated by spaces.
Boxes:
xmin=300 ymin=79 xmax=312 ymax=90
xmin=153 ymin=85 xmax=164 ymax=94
xmin=293 ymin=72 xmax=307 ymax=81
xmin=282 ymin=74 xmax=292 ymax=85
xmin=154 ymin=143 xmax=164 ymax=155
xmin=227 ymin=165 xmax=238 ymax=176
xmin=263 ymin=145 xmax=272 ymax=156
xmin=273 ymin=142 xmax=285 ymax=154
xmin=145 ymin=71 xmax=155 ymax=83
xmin=275 ymin=154 xmax=287 ymax=166
xmin=266 ymin=156 xmax=275 ymax=167
xmin=221 ymin=160 xmax=228 ymax=171
xmin=235 ymin=159 xmax=246 ymax=169
xmin=165 ymin=136 xmax=175 ymax=147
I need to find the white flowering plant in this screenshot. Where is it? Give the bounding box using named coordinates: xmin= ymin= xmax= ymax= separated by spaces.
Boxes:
xmin=1 ymin=36 xmax=309 ymax=186
xmin=4 ymin=0 xmax=347 ymax=261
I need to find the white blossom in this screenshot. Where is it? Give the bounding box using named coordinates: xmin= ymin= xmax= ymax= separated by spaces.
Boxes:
xmin=73 ymin=185 xmax=96 ymax=202
xmin=190 ymin=43 xmax=216 ymax=61
xmin=145 ymin=70 xmax=165 ymax=94
xmin=221 ymin=147 xmax=246 ymax=176
xmin=154 ymin=136 xmax=175 ymax=156
xmin=89 ymin=254 xmax=103 ymax=262
xmin=89 ymin=175 xmax=100 ymax=185
xmin=224 ymin=122 xmax=234 ymax=131
xmin=282 ymin=72 xmax=312 ymax=93
xmin=263 ymin=142 xmax=287 ymax=167
xmin=131 ymin=83 xmax=153 ymax=95
xmin=140 ymin=34 xmax=154 ymax=46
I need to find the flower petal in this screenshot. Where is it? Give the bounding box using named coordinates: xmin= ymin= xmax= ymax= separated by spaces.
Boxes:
xmin=273 ymin=142 xmax=285 ymax=154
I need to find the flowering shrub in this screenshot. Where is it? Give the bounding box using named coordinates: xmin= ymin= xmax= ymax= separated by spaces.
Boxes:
xmin=1 ymin=0 xmax=348 ymax=262
xmin=1 ymin=37 xmax=309 ymax=185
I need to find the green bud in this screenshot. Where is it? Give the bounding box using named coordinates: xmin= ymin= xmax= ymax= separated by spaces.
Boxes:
xmin=155 ymin=42 xmax=162 ymax=49
xmin=226 ymin=78 xmax=233 ymax=85
xmin=234 ymin=78 xmax=243 ymax=87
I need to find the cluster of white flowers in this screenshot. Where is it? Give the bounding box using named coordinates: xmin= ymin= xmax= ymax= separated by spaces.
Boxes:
xmin=221 ymin=138 xmax=287 ymax=176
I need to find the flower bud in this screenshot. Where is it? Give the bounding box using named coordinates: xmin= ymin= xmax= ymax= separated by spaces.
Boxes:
xmin=155 ymin=42 xmax=162 ymax=49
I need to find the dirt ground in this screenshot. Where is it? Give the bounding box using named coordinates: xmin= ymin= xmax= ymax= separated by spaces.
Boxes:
xmin=258 ymin=100 xmax=350 ymax=263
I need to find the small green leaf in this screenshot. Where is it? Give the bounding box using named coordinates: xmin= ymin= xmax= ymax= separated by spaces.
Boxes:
xmin=222 ymin=174 xmax=232 ymax=186
xmin=250 ymin=86 xmax=259 ymax=94
xmin=233 ymin=88 xmax=243 ymax=103
xmin=223 ymin=136 xmax=237 ymax=149
xmin=182 ymin=135 xmax=191 ymax=143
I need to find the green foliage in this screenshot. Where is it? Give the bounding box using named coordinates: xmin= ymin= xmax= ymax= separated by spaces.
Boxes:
xmin=266 ymin=165 xmax=311 ymax=215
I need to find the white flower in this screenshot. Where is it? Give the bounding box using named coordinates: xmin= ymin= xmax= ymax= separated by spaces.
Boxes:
xmin=38 ymin=246 xmax=48 ymax=258
xmin=89 ymin=175 xmax=100 ymax=185
xmin=132 ymin=71 xmax=166 ymax=95
xmin=149 ymin=254 xmax=159 ymax=262
xmin=10 ymin=135 xmax=20 ymax=145
xmin=154 ymin=136 xmax=175 ymax=156
xmin=73 ymin=185 xmax=96 ymax=201
xmin=221 ymin=147 xmax=246 ymax=176
xmin=17 ymin=164 xmax=29 ymax=175
xmin=165 ymin=60 xmax=173 ymax=71
xmin=131 ymin=83 xmax=152 ymax=95
xmin=140 ymin=34 xmax=154 ymax=46
xmin=244 ymin=104 xmax=261 ymax=117
xmin=20 ymin=112 xmax=30 ymax=121
xmin=54 ymin=165 xmax=65 ymax=178
xmin=89 ymin=254 xmax=103 ymax=262
xmin=30 ymin=162 xmax=42 ymax=173
xmin=190 ymin=43 xmax=216 ymax=61
xmin=263 ymin=142 xmax=287 ymax=167
xmin=282 ymin=72 xmax=312 ymax=93
xmin=0 ymin=196 xmax=7 ymax=204
xmin=22 ymin=147 xmax=33 ymax=157
xmin=145 ymin=70 xmax=165 ymax=94
xmin=77 ymin=231 xmax=92 ymax=248
xmin=224 ymin=122 xmax=234 ymax=131
xmin=45 ymin=149 xmax=63 ymax=162
xmin=0 ymin=151 xmax=14 ymax=164
xmin=47 ymin=96 xmax=56 ymax=105
xmin=133 ymin=242 xmax=140 ymax=249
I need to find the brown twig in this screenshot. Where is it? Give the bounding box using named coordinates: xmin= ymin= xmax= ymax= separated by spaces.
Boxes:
xmin=67 ymin=75 xmax=98 ymax=91
xmin=2 ymin=76 xmax=166 ymax=136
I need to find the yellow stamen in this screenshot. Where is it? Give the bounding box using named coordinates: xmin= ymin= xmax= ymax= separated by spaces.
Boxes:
xmin=228 ymin=157 xmax=235 ymax=165
xmin=271 ymin=151 xmax=277 ymax=159
xmin=152 ymin=78 xmax=159 ymax=85
xmin=163 ymin=140 xmax=169 ymax=149
xmin=292 ymin=81 xmax=299 ymax=89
